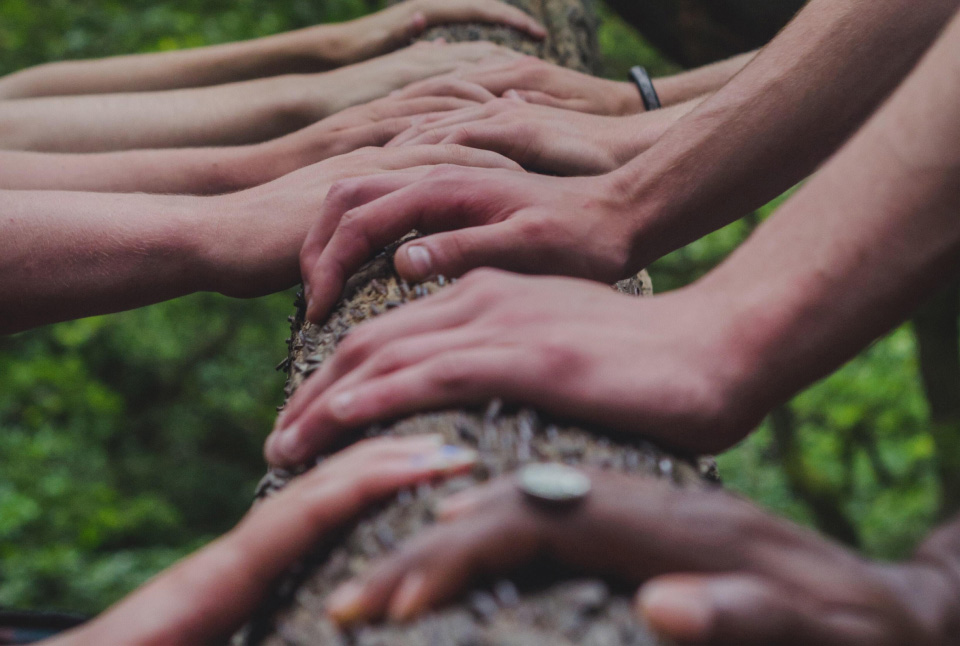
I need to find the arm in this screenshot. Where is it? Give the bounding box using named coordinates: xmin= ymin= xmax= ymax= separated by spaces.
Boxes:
xmin=322 ymin=470 xmax=960 ymax=645
xmin=295 ymin=0 xmax=959 ymax=323
xmin=280 ymin=4 xmax=960 ymax=462
xmin=0 ymin=94 xmax=485 ymax=193
xmin=0 ymin=144 xmax=519 ymax=335
xmin=385 ymin=94 xmax=704 ymax=175
xmin=41 ymin=435 xmax=476 ymax=646
xmin=0 ymin=0 xmax=544 ymax=99
xmin=402 ymin=51 xmax=750 ymax=116
xmin=0 ymin=41 xmax=518 ymax=152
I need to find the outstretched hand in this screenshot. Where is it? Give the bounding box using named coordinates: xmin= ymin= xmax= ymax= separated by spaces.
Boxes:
xmin=204 ymin=145 xmax=522 ymax=300
xmin=42 ymin=435 xmax=476 ymax=646
xmin=395 ymin=56 xmax=644 ymax=115
xmin=337 ymin=0 xmax=547 ymax=64
xmin=267 ymin=271 xmax=755 ymax=466
xmin=322 ymin=469 xmax=957 ymax=646
xmin=298 ymin=167 xmax=641 ymax=324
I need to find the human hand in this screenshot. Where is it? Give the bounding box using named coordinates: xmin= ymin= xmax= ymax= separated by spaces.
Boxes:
xmin=398 ymin=56 xmax=644 ymax=115
xmin=42 ymin=435 xmax=477 ymax=646
xmin=267 ymin=271 xmax=755 ymax=466
xmin=319 ymin=41 xmax=523 ymax=116
xmin=298 ymin=163 xmax=642 ymax=322
xmin=388 ymin=95 xmax=638 ymax=174
xmin=201 ymin=145 xmax=522 ymax=299
xmin=335 ymin=0 xmax=546 ymax=64
xmin=263 ymin=91 xmax=489 ymax=174
xmin=321 ymin=469 xmax=958 ymax=646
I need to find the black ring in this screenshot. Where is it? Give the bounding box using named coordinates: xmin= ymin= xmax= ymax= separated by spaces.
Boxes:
xmin=629 ymin=65 xmax=661 ymax=111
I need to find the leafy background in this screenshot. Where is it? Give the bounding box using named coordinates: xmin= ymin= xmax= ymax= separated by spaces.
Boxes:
xmin=0 ymin=0 xmax=953 ymax=615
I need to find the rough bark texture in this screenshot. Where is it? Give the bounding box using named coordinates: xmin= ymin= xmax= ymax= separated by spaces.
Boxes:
xmin=604 ymin=0 xmax=804 ymax=67
xmin=236 ymin=3 xmax=714 ymax=644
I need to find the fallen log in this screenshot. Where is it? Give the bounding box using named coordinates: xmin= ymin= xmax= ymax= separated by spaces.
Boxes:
xmin=236 ymin=3 xmax=715 ymax=644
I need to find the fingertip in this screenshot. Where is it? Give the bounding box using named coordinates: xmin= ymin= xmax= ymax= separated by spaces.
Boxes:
xmin=327 ymin=581 xmax=369 ymax=626
xmin=637 ymin=580 xmax=714 ymax=642
xmin=388 ymin=571 xmax=430 ymax=622
xmin=396 ymin=243 xmax=434 ymax=282
xmin=410 ymin=10 xmax=427 ymax=32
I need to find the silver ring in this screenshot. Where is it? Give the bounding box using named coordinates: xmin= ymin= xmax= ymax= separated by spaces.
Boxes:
xmin=518 ymin=463 xmax=591 ymax=507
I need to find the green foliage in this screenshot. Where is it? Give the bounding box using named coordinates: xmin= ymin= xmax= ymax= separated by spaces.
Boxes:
xmin=0 ymin=0 xmax=945 ymax=617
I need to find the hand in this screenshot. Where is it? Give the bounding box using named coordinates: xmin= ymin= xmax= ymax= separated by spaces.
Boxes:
xmin=299 ymin=163 xmax=642 ymax=322
xmin=335 ymin=0 xmax=546 ymax=64
xmin=321 ymin=469 xmax=958 ymax=646
xmin=398 ymin=56 xmax=644 ymax=115
xmin=263 ymin=92 xmax=489 ymax=174
xmin=388 ymin=95 xmax=638 ymax=175
xmin=317 ymin=41 xmax=523 ymax=117
xmin=201 ymin=145 xmax=522 ymax=299
xmin=43 ymin=435 xmax=477 ymax=646
xmin=267 ymin=271 xmax=754 ymax=466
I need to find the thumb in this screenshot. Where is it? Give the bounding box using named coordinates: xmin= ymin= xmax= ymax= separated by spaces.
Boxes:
xmin=637 ymin=574 xmax=879 ymax=646
xmin=395 ymin=220 xmax=535 ymax=282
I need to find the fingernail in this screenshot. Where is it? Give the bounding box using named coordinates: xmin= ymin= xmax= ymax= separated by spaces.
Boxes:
xmin=327 ymin=581 xmax=367 ymax=625
xmin=276 ymin=424 xmax=303 ymax=463
xmin=330 ymin=392 xmax=355 ymax=420
xmin=639 ymin=583 xmax=713 ymax=641
xmin=504 ymin=89 xmax=525 ymax=101
xmin=435 ymin=489 xmax=480 ymax=519
xmin=411 ymin=10 xmax=427 ymax=31
xmin=404 ymin=245 xmax=433 ymax=279
xmin=412 ymin=445 xmax=478 ymax=470
xmin=389 ymin=572 xmax=428 ymax=621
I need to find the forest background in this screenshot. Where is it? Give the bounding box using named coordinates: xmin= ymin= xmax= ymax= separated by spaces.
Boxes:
xmin=1 ymin=0 xmax=955 ymax=616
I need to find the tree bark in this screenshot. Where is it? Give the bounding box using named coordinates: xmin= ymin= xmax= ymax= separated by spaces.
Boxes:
xmin=603 ymin=0 xmax=805 ymax=67
xmin=236 ymin=4 xmax=713 ymax=644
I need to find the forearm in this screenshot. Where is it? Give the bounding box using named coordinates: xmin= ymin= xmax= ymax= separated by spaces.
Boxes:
xmin=0 ymin=133 xmax=319 ymax=193
xmin=0 ymin=75 xmax=325 ymax=152
xmin=654 ymin=50 xmax=756 ymax=107
xmin=0 ymin=190 xmax=214 ymax=333
xmin=611 ymin=97 xmax=705 ymax=166
xmin=0 ymin=26 xmax=347 ymax=100
xmin=699 ymin=8 xmax=960 ymax=417
xmin=618 ymin=0 xmax=960 ymax=266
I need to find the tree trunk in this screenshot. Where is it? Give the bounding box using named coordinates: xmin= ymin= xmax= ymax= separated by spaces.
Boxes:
xmin=603 ymin=0 xmax=805 ymax=67
xmin=236 ymin=4 xmax=713 ymax=644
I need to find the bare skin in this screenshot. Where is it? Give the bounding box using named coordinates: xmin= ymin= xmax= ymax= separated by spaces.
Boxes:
xmin=0 ymin=41 xmax=521 ymax=152
xmin=323 ymin=470 xmax=960 ymax=645
xmin=0 ymin=93 xmax=490 ymax=193
xmin=297 ymin=0 xmax=960 ymax=324
xmin=270 ymin=6 xmax=960 ymax=464
xmin=38 ymin=435 xmax=477 ymax=646
xmin=0 ymin=0 xmax=545 ymax=99
xmin=387 ymin=94 xmax=703 ymax=175
xmin=0 ymin=145 xmax=521 ymax=335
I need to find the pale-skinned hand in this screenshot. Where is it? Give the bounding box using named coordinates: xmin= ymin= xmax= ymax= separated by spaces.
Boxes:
xmin=333 ymin=0 xmax=547 ymax=65
xmin=41 ymin=435 xmax=477 ymax=646
xmin=297 ymin=166 xmax=645 ymax=323
xmin=267 ymin=271 xmax=756 ymax=466
xmin=320 ymin=469 xmax=959 ymax=645
xmin=387 ymin=96 xmax=636 ymax=174
xmin=394 ymin=56 xmax=644 ymax=115
xmin=202 ymin=145 xmax=522 ymax=300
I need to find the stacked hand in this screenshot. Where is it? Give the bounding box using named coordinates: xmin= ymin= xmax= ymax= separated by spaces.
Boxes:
xmin=396 ymin=56 xmax=645 ymax=115
xmin=331 ymin=0 xmax=547 ymax=65
xmin=43 ymin=435 xmax=477 ymax=646
xmin=266 ymin=272 xmax=758 ymax=467
xmin=321 ymin=469 xmax=958 ymax=646
xmin=297 ymin=163 xmax=650 ymax=323
xmin=203 ymin=145 xmax=523 ymax=300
